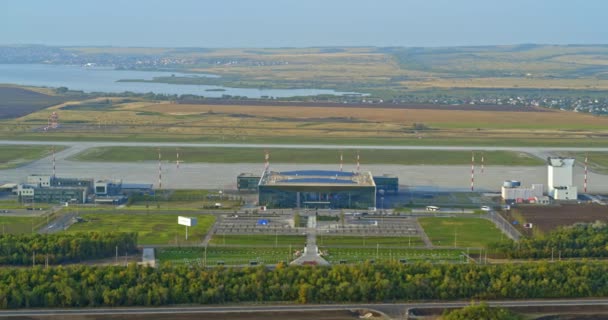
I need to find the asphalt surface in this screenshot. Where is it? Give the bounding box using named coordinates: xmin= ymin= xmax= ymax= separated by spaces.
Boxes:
xmin=2 ymin=140 xmax=608 ymax=192
xmin=1 ymin=299 xmax=608 ymax=318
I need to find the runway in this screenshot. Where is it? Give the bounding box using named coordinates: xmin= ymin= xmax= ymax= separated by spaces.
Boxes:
xmin=1 ymin=140 xmax=607 ymax=192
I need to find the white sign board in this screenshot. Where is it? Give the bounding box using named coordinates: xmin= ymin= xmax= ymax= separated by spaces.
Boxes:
xmin=178 ymin=216 xmax=198 ymax=227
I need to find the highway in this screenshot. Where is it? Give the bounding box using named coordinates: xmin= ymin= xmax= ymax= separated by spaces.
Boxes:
xmin=2 ymin=140 xmax=608 ymax=192
xmin=0 ymin=299 xmax=608 ymax=318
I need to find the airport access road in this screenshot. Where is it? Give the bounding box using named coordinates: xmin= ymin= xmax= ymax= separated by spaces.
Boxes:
xmin=1 ymin=298 xmax=608 ymax=319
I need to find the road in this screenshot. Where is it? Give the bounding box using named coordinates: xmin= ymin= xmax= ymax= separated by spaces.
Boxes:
xmin=2 ymin=140 xmax=608 ymax=192
xmin=1 ymin=298 xmax=608 ymax=319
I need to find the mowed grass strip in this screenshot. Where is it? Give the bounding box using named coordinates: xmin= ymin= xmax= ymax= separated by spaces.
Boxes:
xmin=209 ymin=234 xmax=306 ymax=247
xmin=157 ymin=247 xmax=293 ymax=266
xmin=0 ymin=145 xmax=66 ymax=169
xmin=70 ymin=147 xmax=542 ymax=166
xmin=418 ymin=217 xmax=503 ymax=248
xmin=65 ymin=213 xmax=216 ymax=245
xmin=322 ymin=248 xmax=466 ymax=264
xmin=317 ymin=236 xmax=425 ymax=247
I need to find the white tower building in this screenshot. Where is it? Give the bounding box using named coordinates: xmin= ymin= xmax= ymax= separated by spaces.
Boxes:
xmin=547 ymin=157 xmax=577 ymax=200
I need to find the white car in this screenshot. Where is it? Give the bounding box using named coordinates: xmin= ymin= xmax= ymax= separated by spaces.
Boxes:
xmin=480 ymin=206 xmax=491 ymax=212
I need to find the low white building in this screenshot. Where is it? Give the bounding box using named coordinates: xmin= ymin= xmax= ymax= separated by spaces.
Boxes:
xmin=501 ymin=180 xmax=543 ymax=201
xmin=552 ymin=186 xmax=578 ymax=200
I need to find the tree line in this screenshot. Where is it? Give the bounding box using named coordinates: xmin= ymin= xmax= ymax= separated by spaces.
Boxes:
xmin=1 ymin=261 xmax=608 ymax=308
xmin=441 ymin=303 xmax=523 ymax=320
xmin=0 ymin=232 xmax=137 ymax=265
xmin=489 ymin=221 xmax=608 ymax=259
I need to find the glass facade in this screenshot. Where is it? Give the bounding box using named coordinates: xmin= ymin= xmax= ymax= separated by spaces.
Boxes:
xmin=259 ymin=185 xmax=376 ymax=209
xmin=31 ymin=187 xmax=87 ymax=204
xmin=237 ymin=174 xmax=261 ymax=191
xmin=373 ymin=176 xmax=399 ymax=193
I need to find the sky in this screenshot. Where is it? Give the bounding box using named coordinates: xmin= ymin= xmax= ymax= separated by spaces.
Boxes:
xmin=1 ymin=0 xmax=607 ymax=48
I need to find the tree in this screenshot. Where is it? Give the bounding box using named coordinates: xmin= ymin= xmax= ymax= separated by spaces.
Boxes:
xmin=442 ymin=303 xmax=523 ymax=320
xmin=293 ymin=213 xmax=301 ymax=227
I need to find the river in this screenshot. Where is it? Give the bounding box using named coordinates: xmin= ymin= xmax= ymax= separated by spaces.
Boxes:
xmin=0 ymin=64 xmax=360 ymax=98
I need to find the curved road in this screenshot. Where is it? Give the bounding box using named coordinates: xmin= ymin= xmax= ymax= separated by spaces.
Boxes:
xmin=2 ymin=140 xmax=607 ymax=192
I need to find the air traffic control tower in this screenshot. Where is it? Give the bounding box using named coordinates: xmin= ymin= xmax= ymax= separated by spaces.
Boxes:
xmin=547 ymin=157 xmax=578 ymax=200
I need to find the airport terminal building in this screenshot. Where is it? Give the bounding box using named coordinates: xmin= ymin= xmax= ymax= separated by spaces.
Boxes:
xmin=258 ymin=170 xmax=376 ymax=209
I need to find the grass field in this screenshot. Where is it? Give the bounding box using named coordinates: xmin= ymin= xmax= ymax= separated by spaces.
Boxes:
xmin=66 ymin=213 xmax=216 ymax=245
xmin=157 ymin=247 xmax=293 ymax=266
xmin=69 ymin=146 xmax=542 ymax=166
xmin=0 ymin=215 xmax=50 ymax=234
xmin=418 ymin=217 xmax=503 ymax=248
xmin=317 ymin=236 xmax=425 ymax=247
xmin=322 ymin=248 xmax=466 ymax=264
xmin=0 ymin=145 xmax=66 ymax=169
xmin=142 ymin=102 xmax=608 ymax=131
xmin=561 ymin=152 xmax=608 ymax=174
xmin=208 ymin=234 xmax=306 ymax=247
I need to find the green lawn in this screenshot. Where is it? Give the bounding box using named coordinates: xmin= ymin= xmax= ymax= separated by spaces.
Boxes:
xmin=562 ymin=152 xmax=608 ymax=174
xmin=322 ymin=248 xmax=467 ymax=264
xmin=0 ymin=215 xmax=50 ymax=234
xmin=208 ymin=234 xmax=306 ymax=247
xmin=317 ymin=235 xmax=425 ymax=247
xmin=69 ymin=147 xmax=542 ymax=166
xmin=418 ymin=217 xmax=503 ymax=248
xmin=157 ymin=247 xmax=293 ymax=266
xmin=65 ymin=213 xmax=216 ymax=245
xmin=0 ymin=145 xmax=66 ymax=169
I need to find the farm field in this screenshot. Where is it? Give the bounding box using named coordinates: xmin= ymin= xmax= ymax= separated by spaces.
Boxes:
xmin=505 ymin=204 xmax=608 ymax=234
xmin=157 ymin=247 xmax=293 ymax=266
xmin=65 ymin=213 xmax=216 ymax=245
xmin=69 ymin=146 xmax=543 ymax=166
xmin=0 ymin=145 xmax=65 ymax=169
xmin=321 ymin=247 xmax=466 ymax=264
xmin=208 ymin=234 xmax=306 ymax=247
xmin=418 ymin=217 xmax=503 ymax=248
xmin=0 ymin=85 xmax=69 ymax=119
xmin=317 ymin=235 xmax=425 ymax=247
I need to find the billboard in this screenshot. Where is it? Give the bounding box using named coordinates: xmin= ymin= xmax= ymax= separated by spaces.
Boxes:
xmin=178 ymin=216 xmax=198 ymax=227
